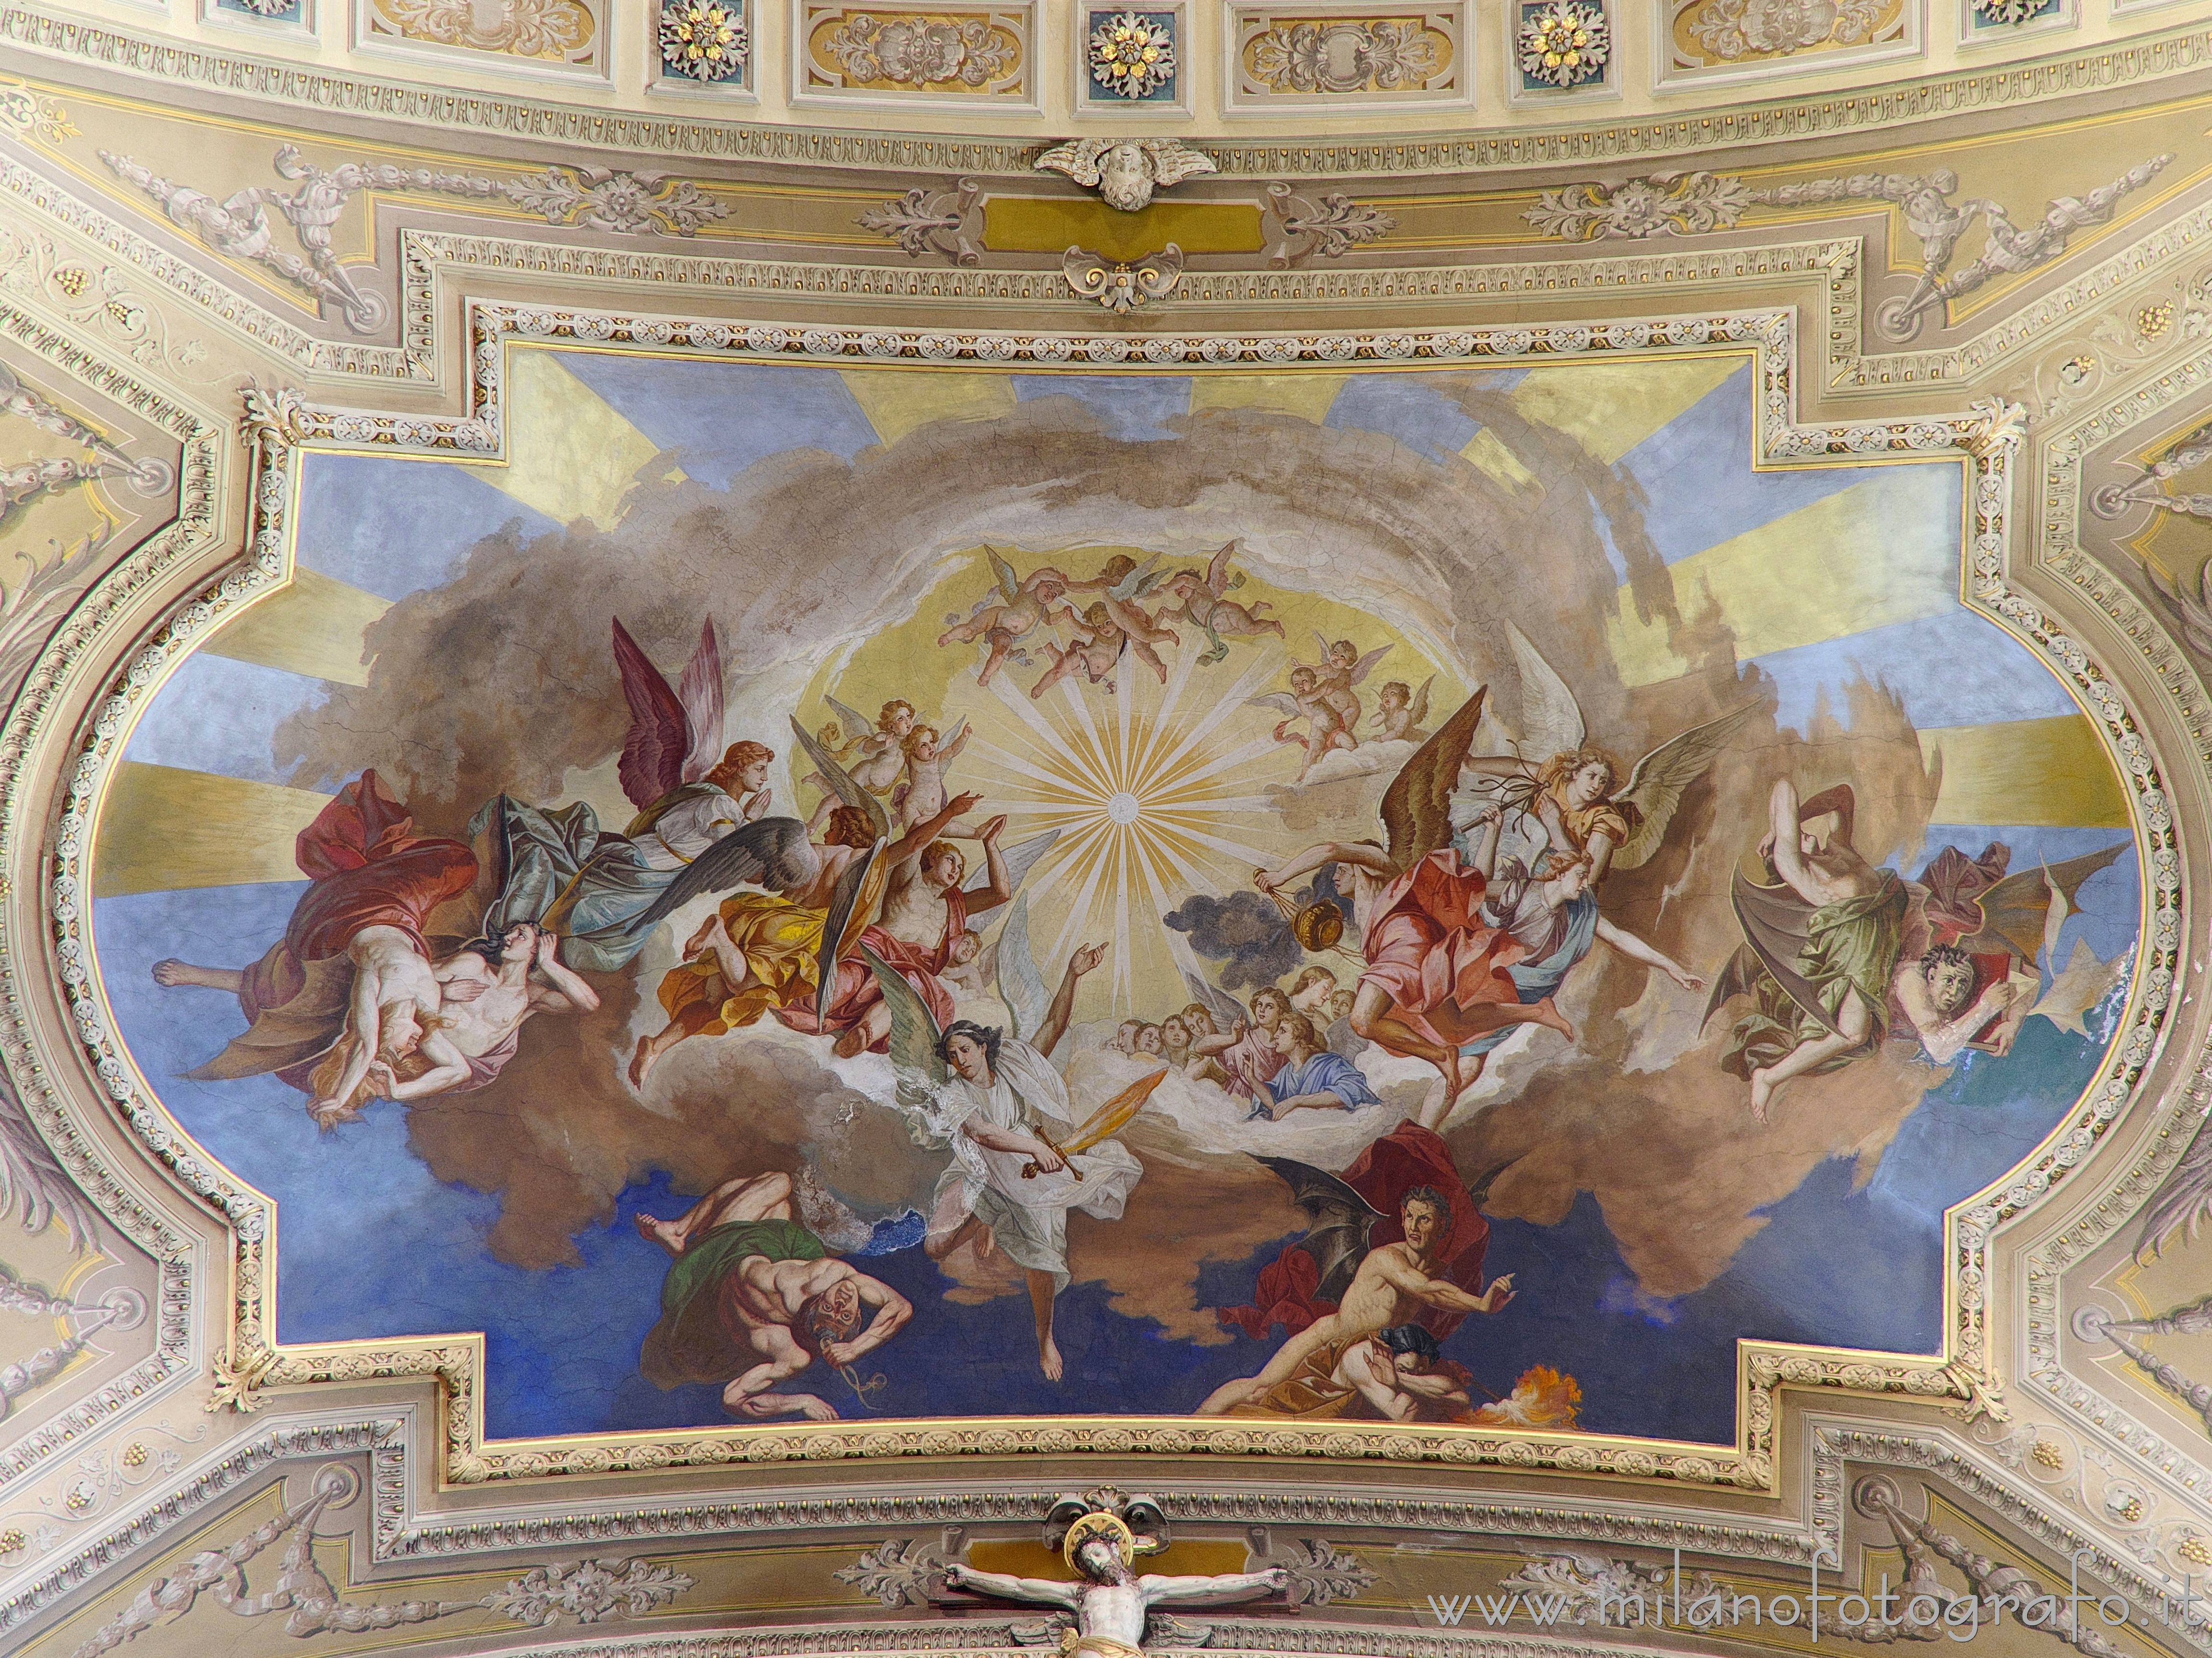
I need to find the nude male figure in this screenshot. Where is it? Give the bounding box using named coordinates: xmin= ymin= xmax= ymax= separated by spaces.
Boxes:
xmin=1197 ymin=1187 xmax=1514 ymax=1416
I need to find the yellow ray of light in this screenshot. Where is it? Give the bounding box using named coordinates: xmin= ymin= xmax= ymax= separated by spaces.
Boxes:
xmin=201 ymin=568 xmax=392 ymax=687
xmin=839 ymin=369 xmax=1020 ymax=448
xmin=1918 ymin=716 xmax=2131 ymax=828
xmin=1459 ymin=427 xmax=1543 ymax=497
xmin=1607 ymin=465 xmax=1962 ymax=688
xmin=96 ymin=763 xmax=330 ymax=898
xmin=1510 ymin=354 xmax=1746 ymax=465
xmin=1186 ymin=373 xmax=1346 ymax=425
xmin=492 ymin=351 xmax=675 ymax=531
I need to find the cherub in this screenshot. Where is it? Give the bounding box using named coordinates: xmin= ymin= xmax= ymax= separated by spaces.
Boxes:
xmin=1461 ymin=622 xmax=1761 ymax=886
xmin=1033 ymin=137 xmax=1220 ymax=213
xmin=1160 ymin=542 xmax=1285 ymax=663
xmin=939 ymin=548 xmax=1081 ymax=686
xmin=1372 ymin=677 xmax=1434 ymax=745
xmin=1246 ymin=666 xmax=1354 ymax=780
xmin=805 ymin=697 xmax=913 ymax=830
xmin=892 ymin=719 xmax=975 ymax=835
xmin=1299 ymin=634 xmax=1394 ymax=737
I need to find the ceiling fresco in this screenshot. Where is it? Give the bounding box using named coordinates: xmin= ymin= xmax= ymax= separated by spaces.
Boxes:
xmin=0 ymin=13 xmax=2209 ymax=1658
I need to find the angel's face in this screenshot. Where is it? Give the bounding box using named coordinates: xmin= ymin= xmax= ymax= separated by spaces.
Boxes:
xmin=1250 ymin=990 xmax=1289 ymax=1029
xmin=926 ymin=847 xmax=965 ymax=888
xmin=1329 ymin=990 xmax=1354 ymax=1021
xmin=887 ymin=709 xmax=916 ymax=738
xmin=944 ymin=1032 xmax=993 ymax=1083
xmin=950 ymin=931 xmax=981 ymax=967
xmin=1290 ymin=668 xmax=1318 ymax=693
xmin=737 ymin=758 xmax=770 ymax=794
xmin=1183 ymin=1007 xmax=1217 ymax=1037
xmin=1035 ymin=577 xmax=1069 ymax=603
xmin=1565 ymin=761 xmax=1612 ymax=809
xmin=1097 ymin=146 xmax=1153 ymax=212
xmin=1160 ymin=1016 xmax=1189 ymax=1051
xmin=1380 ymin=687 xmax=1408 ymax=711
xmin=1136 ymin=1024 xmax=1163 ymax=1055
xmin=1329 ymin=642 xmax=1356 ymax=669
xmin=1114 ymin=1020 xmax=1142 ymax=1053
xmin=1926 ymin=958 xmax=1977 ymax=1017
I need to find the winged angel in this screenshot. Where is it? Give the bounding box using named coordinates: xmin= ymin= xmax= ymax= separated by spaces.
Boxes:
xmin=866 ymin=921 xmax=1157 ymax=1381
xmin=1034 ymin=138 xmax=1219 ymax=214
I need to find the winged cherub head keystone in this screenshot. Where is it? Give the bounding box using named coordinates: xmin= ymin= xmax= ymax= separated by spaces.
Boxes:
xmin=1034 ymin=138 xmax=1219 ymax=213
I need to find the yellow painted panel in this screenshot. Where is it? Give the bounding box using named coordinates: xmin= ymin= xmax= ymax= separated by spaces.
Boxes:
xmin=1187 ymin=373 xmax=1345 ymax=424
xmin=966 ymin=1539 xmax=1250 ymax=1582
xmin=491 ymin=351 xmax=672 ymax=530
xmin=983 ymin=198 xmax=1265 ymax=261
xmin=1461 ymin=426 xmax=1543 ymax=496
xmin=840 ymin=369 xmax=1020 ymax=448
xmin=1606 ymin=467 xmax=1960 ymax=686
xmin=1918 ymin=716 xmax=2131 ymax=828
xmin=1511 ymin=354 xmax=1746 ymax=465
xmin=96 ymin=763 xmax=330 ymax=897
xmin=201 ymin=568 xmax=391 ymax=687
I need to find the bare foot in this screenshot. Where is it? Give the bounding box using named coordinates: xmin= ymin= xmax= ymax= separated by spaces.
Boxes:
xmin=628 ymin=1036 xmax=658 ymax=1090
xmin=1749 ymin=1068 xmax=1776 ymax=1124
xmin=832 ymin=1025 xmax=867 ymax=1059
xmin=635 ymin=1211 xmax=682 ymax=1251
xmin=1531 ymin=997 xmax=1576 ymax=1042
xmin=1040 ymin=1335 xmax=1064 ymax=1382
xmin=1436 ymin=1047 xmax=1465 ymax=1105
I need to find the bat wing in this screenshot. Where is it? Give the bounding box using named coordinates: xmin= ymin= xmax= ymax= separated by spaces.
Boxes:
xmin=1613 ymin=700 xmax=1765 ymax=870
xmin=1252 ymin=1154 xmax=1384 ymax=1306
xmin=675 ymin=619 xmax=726 ymax=785
xmin=789 ymin=717 xmax=892 ymax=843
xmin=970 ymin=828 xmax=1061 ymax=898
xmin=1182 ymin=968 xmax=1247 ymax=1032
xmin=993 ymin=893 xmax=1051 ymax=1042
xmin=611 ymin=617 xmax=688 ymax=811
xmin=631 ymin=817 xmax=817 ymax=933
xmin=1956 ymin=842 xmax=2129 ymax=963
xmin=2137 ymin=1112 xmax=2212 ymax=1263
xmin=1381 ymin=688 xmax=1488 ymax=869
xmin=0 ymin=1073 xmax=95 ymax=1251
xmin=1503 ymin=621 xmax=1586 ymax=762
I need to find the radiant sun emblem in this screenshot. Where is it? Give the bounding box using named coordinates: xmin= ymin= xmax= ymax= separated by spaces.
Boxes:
xmin=1106 ymin=790 xmax=1141 ymax=824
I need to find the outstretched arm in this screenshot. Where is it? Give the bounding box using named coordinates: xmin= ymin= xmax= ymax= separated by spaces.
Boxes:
xmin=1257 ymin=841 xmax=1395 ymax=893
xmin=1463 ymin=805 xmax=1503 ymax=877
xmin=1594 ymin=916 xmax=1703 ymax=992
xmin=1378 ymin=1251 xmax=1516 ymax=1314
xmin=943 ymin=1564 xmax=1081 ymax=1609
xmin=374 ymin=1029 xmax=471 ymax=1101
xmin=1033 ymin=941 xmax=1108 ymax=1058
xmin=1141 ymin=1568 xmax=1290 ymax=1607
xmin=315 ymin=967 xmax=386 ymax=1119
xmin=963 ymin=816 xmax=1013 ymax=920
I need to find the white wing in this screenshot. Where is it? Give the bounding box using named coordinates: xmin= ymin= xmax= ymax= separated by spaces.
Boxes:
xmin=968 ymin=828 xmax=1062 ymax=899
xmin=1244 ymin=692 xmax=1305 ymax=718
xmin=0 ymin=1074 xmax=96 ymax=1251
xmin=1138 ymin=140 xmax=1220 ymax=189
xmin=1504 ymin=620 xmax=1586 ymax=760
xmin=824 ymin=694 xmax=875 ymax=746
xmin=1035 ymin=139 xmax=1111 ymax=188
xmin=993 ymin=894 xmax=1052 ymax=1042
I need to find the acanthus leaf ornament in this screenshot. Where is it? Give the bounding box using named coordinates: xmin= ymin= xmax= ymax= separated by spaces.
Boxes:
xmin=1063 ymin=243 xmax=1183 ymax=312
xmin=1688 ymin=0 xmax=1884 ymax=61
xmin=1517 ymin=2 xmax=1610 ymax=89
xmin=1248 ymin=19 xmax=1442 ymax=91
xmin=658 ymin=0 xmax=749 ymax=81
xmin=1088 ymin=10 xmax=1177 ymax=98
xmin=827 ymin=14 xmax=1018 ymax=87
xmin=1522 ymin=170 xmax=1756 ymax=241
xmin=858 ymin=177 xmax=985 ymax=264
xmin=1261 ymin=182 xmax=1396 ymax=266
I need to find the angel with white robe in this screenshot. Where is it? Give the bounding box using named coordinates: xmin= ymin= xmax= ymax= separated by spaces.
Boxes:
xmin=870 ymin=926 xmax=1150 ymax=1380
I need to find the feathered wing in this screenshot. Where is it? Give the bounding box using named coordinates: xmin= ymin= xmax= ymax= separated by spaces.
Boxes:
xmin=1251 ymin=1155 xmax=1383 ymax=1305
xmin=1182 ymin=968 xmax=1246 ymax=1033
xmin=823 ymin=694 xmax=875 ymax=746
xmin=1380 ymin=688 xmax=1488 ymax=870
xmin=861 ymin=944 xmax=948 ymax=1107
xmin=675 ymin=619 xmax=725 ymax=784
xmin=1106 ymin=552 xmax=1164 ymax=603
xmin=1139 ymin=139 xmax=1219 ymax=188
xmin=968 ymin=829 xmax=1062 ymax=898
xmin=0 ymin=1075 xmax=96 ymax=1251
xmin=1408 ymin=675 xmax=1433 ymax=727
xmin=1956 ymin=843 xmax=2129 ymax=964
xmin=1347 ymin=644 xmax=1393 ymax=686
xmin=788 ymin=717 xmax=892 ymax=842
xmin=817 ymin=841 xmax=890 ymax=1025
xmin=2136 ymin=1113 xmax=2212 ymax=1262
xmin=1204 ymin=541 xmax=1235 ymax=593
xmin=986 ymin=545 xmax=1023 ymax=604
xmin=1035 ymin=138 xmax=1110 ymax=188
xmin=1243 ymin=691 xmax=1304 ymax=718
xmin=1611 ymin=700 xmax=1764 ymax=871
xmin=611 ymin=617 xmax=689 ymax=811
xmin=938 ymin=716 xmax=969 ymax=758
xmin=993 ymin=894 xmax=1051 ymax=1042
xmin=1503 ymin=621 xmax=1586 ymax=761
xmin=631 ymin=817 xmax=818 ymax=933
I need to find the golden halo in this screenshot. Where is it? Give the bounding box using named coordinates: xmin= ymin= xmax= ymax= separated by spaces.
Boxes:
xmin=1063 ymin=1511 xmax=1136 ymax=1572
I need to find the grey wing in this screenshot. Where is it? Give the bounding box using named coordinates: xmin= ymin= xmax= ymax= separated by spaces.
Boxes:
xmin=1205 ymin=541 xmax=1235 ymax=593
xmin=1613 ymin=700 xmax=1765 ymax=870
xmin=1106 ymin=552 xmax=1164 ymax=602
xmin=1182 ymin=968 xmax=1248 ymax=1033
xmin=824 ymin=694 xmax=875 ymax=746
xmin=1253 ymin=1155 xmax=1383 ymax=1304
xmin=789 ymin=716 xmax=892 ymax=842
xmin=1348 ymin=644 xmax=1394 ymax=686
xmin=993 ymin=894 xmax=1051 ymax=1042
xmin=969 ymin=828 xmax=1061 ymax=898
xmin=860 ymin=944 xmax=948 ymax=1088
xmin=817 ymin=840 xmax=888 ymax=1025
xmin=1138 ymin=140 xmax=1219 ymax=188
xmin=2137 ymin=1113 xmax=2212 ymax=1263
xmin=0 ymin=1073 xmax=96 ymax=1251
xmin=632 ymin=817 xmax=817 ymax=932
xmin=1504 ymin=620 xmax=1586 ymax=760
xmin=1244 ymin=692 xmax=1304 ymax=717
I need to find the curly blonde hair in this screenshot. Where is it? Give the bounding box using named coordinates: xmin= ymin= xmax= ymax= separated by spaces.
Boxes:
xmin=1536 ymin=746 xmax=1620 ymax=799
